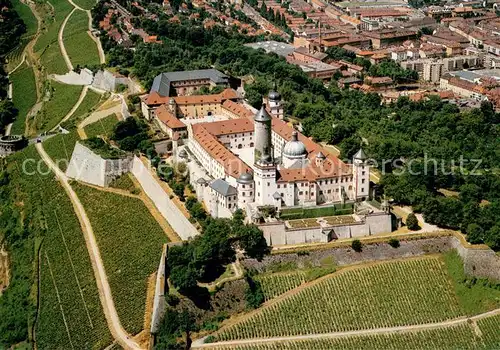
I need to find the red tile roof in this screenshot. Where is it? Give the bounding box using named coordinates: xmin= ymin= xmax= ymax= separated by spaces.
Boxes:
xmin=155 ymin=105 xmax=186 ymax=129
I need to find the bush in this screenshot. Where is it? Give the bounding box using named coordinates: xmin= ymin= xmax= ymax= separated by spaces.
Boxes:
xmin=406 ymin=213 xmax=419 ymax=230
xmin=388 ymin=238 xmax=400 ymax=248
xmin=165 ymin=294 xmax=180 ymax=306
xmin=351 ymin=239 xmax=362 ymax=252
xmin=245 ymin=275 xmax=264 ymax=309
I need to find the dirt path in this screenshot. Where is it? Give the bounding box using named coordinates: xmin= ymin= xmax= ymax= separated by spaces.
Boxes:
xmin=58 ymin=8 xmax=76 ymax=72
xmin=35 ymin=142 xmax=143 ymax=350
xmin=192 ymin=307 xmax=500 ymax=348
xmin=51 ymin=85 xmax=88 ymax=131
xmin=0 ymin=243 xmax=10 ymax=295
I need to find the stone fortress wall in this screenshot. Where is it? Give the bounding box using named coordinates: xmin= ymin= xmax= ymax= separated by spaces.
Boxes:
xmin=242 ymin=233 xmax=500 ymax=281
xmin=66 ymin=142 xmax=132 ymax=187
xmin=259 ymin=212 xmax=393 ymax=246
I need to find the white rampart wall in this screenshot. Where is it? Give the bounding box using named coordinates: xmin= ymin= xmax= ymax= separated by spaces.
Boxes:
xmin=131 ymin=156 xmax=199 ymax=240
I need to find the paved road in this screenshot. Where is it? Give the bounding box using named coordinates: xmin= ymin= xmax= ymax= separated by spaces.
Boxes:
xmin=191 ymin=307 xmax=500 ymax=348
xmin=36 ymin=143 xmax=143 ymax=350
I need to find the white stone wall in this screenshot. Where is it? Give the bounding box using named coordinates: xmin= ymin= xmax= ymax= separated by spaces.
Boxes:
xmin=254 ymin=165 xmax=278 ymax=206
xmin=131 ymin=156 xmax=199 ymax=240
xmin=259 ymin=212 xmax=392 ymax=246
xmin=66 ymin=142 xmax=131 ymax=187
xmin=353 ymin=161 xmax=370 ymax=200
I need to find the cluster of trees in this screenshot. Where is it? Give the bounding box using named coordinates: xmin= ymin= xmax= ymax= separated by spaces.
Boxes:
xmin=157 ymin=161 xmax=188 ymax=201
xmin=167 ymin=212 xmax=269 ymax=295
xmin=111 ymin=117 xmax=157 ymax=157
xmin=0 ymin=0 xmax=26 ymax=56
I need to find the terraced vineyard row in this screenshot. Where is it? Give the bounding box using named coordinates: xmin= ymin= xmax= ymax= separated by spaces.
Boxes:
xmin=216 ymin=257 xmax=463 ymax=341
xmin=254 ymin=272 xmax=306 ymax=301
xmin=477 ymin=314 xmax=500 ymax=348
xmin=73 ymin=182 xmax=168 ymax=335
xmin=8 ymin=147 xmax=112 ymax=348
xmin=211 ymin=324 xmax=486 ymax=350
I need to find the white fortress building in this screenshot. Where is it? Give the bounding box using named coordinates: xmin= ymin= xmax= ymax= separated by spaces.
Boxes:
xmin=141 ymin=75 xmax=392 ymax=245
xmin=184 ymin=89 xmax=370 ymax=217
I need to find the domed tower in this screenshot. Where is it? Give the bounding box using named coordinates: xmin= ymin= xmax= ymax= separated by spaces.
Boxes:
xmin=254 ymin=105 xmax=273 ymax=164
xmin=236 ymin=171 xmax=254 ymax=209
xmin=353 ymin=148 xmax=369 ymax=201
xmin=282 ymin=131 xmax=308 ymax=168
xmin=267 ymin=88 xmax=283 ymax=119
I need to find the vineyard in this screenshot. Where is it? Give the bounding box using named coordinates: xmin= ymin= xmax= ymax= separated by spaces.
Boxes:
xmin=210 ymin=323 xmax=489 ymax=349
xmin=35 ymin=0 xmax=74 ymax=74
xmin=215 ymin=257 xmax=464 ymax=341
xmin=84 ymin=114 xmax=120 ymax=139
xmin=254 ymin=272 xmax=306 ymax=301
xmin=34 ymin=81 xmax=82 ymax=132
xmin=73 ymin=183 xmax=168 ymax=335
xmin=477 ymin=314 xmax=500 ymax=348
xmin=62 ymin=89 xmax=103 ymax=129
xmin=109 ymin=173 xmax=138 ymax=193
xmin=6 ymin=147 xmax=112 ymax=348
xmin=63 ymin=10 xmax=100 ymax=68
xmin=9 ymin=63 xmax=37 ymax=135
xmin=43 ymin=131 xmax=80 ymax=171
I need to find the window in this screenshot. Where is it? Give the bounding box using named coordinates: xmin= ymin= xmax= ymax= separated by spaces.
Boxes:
xmin=267 ymin=182 xmax=270 ymax=187
xmin=362 ymin=179 xmax=365 ymax=184
xmin=336 ymin=188 xmax=339 ymax=192
xmin=258 ymin=192 xmax=260 ymax=197
xmin=299 ymin=191 xmax=303 ymax=195
xmin=277 ymin=184 xmax=280 ymax=188
xmin=361 ymin=188 xmax=365 ymax=192
xmin=362 ymin=171 xmax=366 ymax=175
xmin=319 ymin=191 xmax=323 ymax=195
xmin=327 ymin=189 xmax=331 ymax=194
xmin=228 ymin=203 xmax=231 ymax=208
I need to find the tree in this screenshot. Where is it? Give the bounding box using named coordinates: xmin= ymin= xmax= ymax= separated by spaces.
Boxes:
xmin=235 ymin=224 xmax=270 ymax=260
xmin=351 ymin=239 xmax=362 ymax=252
xmin=388 ymin=238 xmax=400 ymax=248
xmin=245 ymin=275 xmax=264 ymax=309
xmin=406 ymin=213 xmax=419 ymax=230
xmin=466 ymin=223 xmax=485 ymax=245
xmin=169 ymin=265 xmax=199 ymax=293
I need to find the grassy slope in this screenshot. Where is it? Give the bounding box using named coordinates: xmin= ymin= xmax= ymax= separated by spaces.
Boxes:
xmin=71 ymin=0 xmax=97 ymax=11
xmin=12 ymin=0 xmax=38 ymax=37
xmin=61 ymin=89 xmax=102 ymax=129
xmin=35 ymin=0 xmax=74 ymax=75
xmin=3 ymin=146 xmax=112 ymax=348
xmin=72 ymin=183 xmax=168 ymax=335
xmin=84 ymin=114 xmax=119 ymax=138
xmin=63 ymin=10 xmax=100 ymax=68
xmin=43 ymin=131 xmax=81 ymax=171
xmin=35 ymin=81 xmax=82 ymax=132
xmin=9 ymin=63 xmax=37 ymax=135
xmin=443 ymin=250 xmax=500 ymax=315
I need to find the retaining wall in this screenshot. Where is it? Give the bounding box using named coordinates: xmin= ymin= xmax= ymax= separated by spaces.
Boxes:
xmin=130 ymin=156 xmax=198 ymax=240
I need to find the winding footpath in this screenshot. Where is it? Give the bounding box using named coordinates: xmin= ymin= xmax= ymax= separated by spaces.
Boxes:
xmin=192 ymin=307 xmax=500 ymax=348
xmin=58 ymin=7 xmax=76 ymax=72
xmin=35 ymin=142 xmax=143 ymax=350
xmin=51 ymin=85 xmax=89 ymax=131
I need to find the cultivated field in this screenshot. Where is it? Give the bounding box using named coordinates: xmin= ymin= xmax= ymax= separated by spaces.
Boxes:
xmin=43 ymin=131 xmax=80 ymax=171
xmin=478 ymin=314 xmax=500 ymax=348
xmin=63 ymin=10 xmax=100 ymax=68
xmin=210 ymin=323 xmax=490 ymax=349
xmin=73 ymin=183 xmax=168 ymax=335
xmin=254 ymin=272 xmax=306 ymax=301
xmin=35 ymin=0 xmax=74 ymax=74
xmin=72 ymin=0 xmax=97 ymax=11
xmin=62 ymin=89 xmax=103 ymax=129
xmin=9 ymin=63 xmax=37 ymax=135
xmin=8 ymin=146 xmax=112 ymax=349
xmin=84 ymin=114 xmax=119 ymax=138
xmin=34 ymin=81 xmax=82 ymax=132
xmin=216 ymin=257 xmax=464 ymax=341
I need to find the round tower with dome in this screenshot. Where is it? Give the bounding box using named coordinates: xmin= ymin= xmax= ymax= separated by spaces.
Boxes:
xmin=282 ymin=131 xmax=308 ymax=168
xmin=253 ymin=104 xmax=273 ymax=163
xmin=236 ymin=171 xmax=255 ymax=208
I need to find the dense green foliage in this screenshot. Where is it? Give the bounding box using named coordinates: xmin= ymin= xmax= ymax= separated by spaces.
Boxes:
xmin=406 ymin=213 xmax=419 ymax=230
xmin=167 ymin=213 xmax=270 ymax=294
xmin=9 ymin=63 xmax=36 ymax=135
xmin=0 ymin=0 xmax=26 ymax=57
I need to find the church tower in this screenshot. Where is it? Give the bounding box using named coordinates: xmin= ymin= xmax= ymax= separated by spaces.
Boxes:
xmin=353 ymin=148 xmax=370 ymax=200
xmin=254 ymin=105 xmax=273 ymax=163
